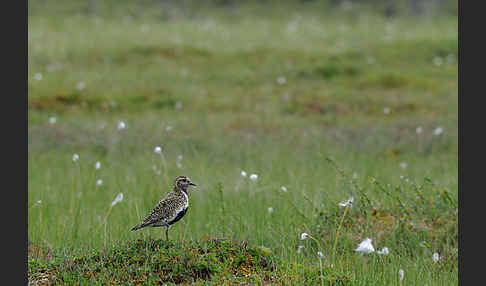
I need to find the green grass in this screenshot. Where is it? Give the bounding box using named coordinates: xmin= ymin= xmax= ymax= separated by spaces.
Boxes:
xmin=28 ymin=1 xmax=457 ymax=284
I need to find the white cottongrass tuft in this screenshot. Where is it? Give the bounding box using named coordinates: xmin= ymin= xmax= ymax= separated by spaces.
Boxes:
xmin=47 ymin=61 xmax=62 ymax=72
xmin=76 ymin=81 xmax=86 ymax=90
xmin=268 ymin=207 xmax=274 ymax=213
xmin=377 ymin=247 xmax=389 ymax=255
xmin=355 ymin=238 xmax=375 ymax=254
xmin=37 ymin=200 xmax=42 ymax=204
xmin=416 ymin=126 xmax=423 ymax=134
xmin=166 ymin=125 xmax=173 ymax=132
xmin=180 ymin=68 xmax=189 ymax=77
xmin=317 ymin=251 xmax=323 ymax=258
xmin=152 ymin=165 xmax=161 ymax=175
xmin=96 ymin=179 xmax=103 ymax=186
xmin=338 ymin=196 xmax=354 ymax=207
xmin=48 ymin=117 xmax=57 ymax=124
xmin=352 ymin=172 xmax=358 ymax=179
xmin=241 ymin=170 xmax=247 ymax=177
xmin=277 ymin=76 xmax=286 ymax=85
xmin=281 ymin=186 xmax=287 ymax=192
xmin=297 ymin=245 xmax=304 ymax=254
xmin=250 ymin=174 xmax=258 ymax=181
xmin=95 ymin=161 xmax=101 ymax=170
xmin=383 ymin=107 xmax=390 ymax=115
xmin=399 ymin=269 xmax=404 ymax=281
xmin=111 ymin=193 xmax=124 ymax=206
xmin=400 ymin=162 xmax=408 ymax=169
xmin=341 ymin=1 xmax=352 ymax=11
xmin=154 ymin=146 xmax=162 ymax=154
xmin=176 ymin=155 xmax=183 ymax=169
xmin=446 ymin=53 xmax=455 ymax=64
xmin=33 ymin=73 xmax=43 ymax=81
xmin=433 ymin=127 xmax=443 ymax=135
xmin=72 ymin=154 xmax=79 ymax=162
xmin=140 ymin=24 xmax=149 ymax=33
xmin=117 ymin=121 xmax=126 ymax=130
xmin=433 ymin=252 xmax=439 ymax=262
xmin=301 ymin=233 xmax=309 ymax=240
xmin=433 ymin=57 xmax=443 ymax=67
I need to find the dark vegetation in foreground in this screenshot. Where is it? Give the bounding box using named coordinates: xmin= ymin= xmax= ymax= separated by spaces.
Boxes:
xmin=28 ymin=237 xmax=346 ymax=285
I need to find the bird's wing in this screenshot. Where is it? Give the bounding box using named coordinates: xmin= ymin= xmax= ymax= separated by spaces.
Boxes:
xmin=139 ymin=192 xmax=181 ymax=226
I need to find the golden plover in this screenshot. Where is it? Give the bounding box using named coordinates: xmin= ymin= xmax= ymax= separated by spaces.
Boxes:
xmin=131 ymin=175 xmax=197 ymax=240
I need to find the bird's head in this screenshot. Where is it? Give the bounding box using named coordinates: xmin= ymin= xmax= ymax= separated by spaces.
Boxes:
xmin=174 ymin=175 xmax=197 ymax=192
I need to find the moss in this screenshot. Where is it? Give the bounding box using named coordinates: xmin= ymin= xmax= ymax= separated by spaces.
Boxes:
xmin=28 ymin=238 xmax=282 ymax=285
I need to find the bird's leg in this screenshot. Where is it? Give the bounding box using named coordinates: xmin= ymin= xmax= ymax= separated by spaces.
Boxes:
xmin=165 ymin=225 xmax=169 ymax=241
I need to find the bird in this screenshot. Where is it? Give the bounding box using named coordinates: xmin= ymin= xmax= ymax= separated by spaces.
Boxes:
xmin=131 ymin=175 xmax=197 ymax=241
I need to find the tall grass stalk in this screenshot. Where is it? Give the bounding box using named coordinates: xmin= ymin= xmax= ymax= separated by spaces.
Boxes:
xmin=96 ymin=204 xmax=115 ymax=233
xmin=318 ymin=255 xmax=324 ymax=286
xmin=330 ymin=203 xmax=350 ymax=286
xmin=158 ymin=152 xmax=169 ymax=185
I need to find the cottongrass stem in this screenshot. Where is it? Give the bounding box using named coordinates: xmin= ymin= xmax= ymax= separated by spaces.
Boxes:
xmin=333 ymin=202 xmax=351 ymax=258
xmin=300 ymin=232 xmax=322 ymax=253
xmin=329 ymin=201 xmax=352 ymax=286
xmin=96 ymin=193 xmax=124 ymax=232
xmin=317 ymin=251 xmax=324 ymax=286
xmin=154 ymin=146 xmax=169 ymax=183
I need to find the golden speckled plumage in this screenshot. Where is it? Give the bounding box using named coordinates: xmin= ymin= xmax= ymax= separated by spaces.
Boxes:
xmin=131 ymin=176 xmax=197 ymax=240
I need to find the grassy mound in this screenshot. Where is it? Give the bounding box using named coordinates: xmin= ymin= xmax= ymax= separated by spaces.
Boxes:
xmin=29 ymin=238 xmax=331 ymax=285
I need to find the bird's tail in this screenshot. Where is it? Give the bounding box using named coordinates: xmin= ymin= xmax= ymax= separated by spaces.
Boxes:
xmin=131 ymin=224 xmax=144 ymax=231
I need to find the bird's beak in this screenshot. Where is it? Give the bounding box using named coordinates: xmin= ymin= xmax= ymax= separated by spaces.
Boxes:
xmin=189 ymin=181 xmax=197 ymax=187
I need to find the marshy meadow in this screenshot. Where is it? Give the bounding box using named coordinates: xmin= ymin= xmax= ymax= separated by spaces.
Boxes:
xmin=28 ymin=0 xmax=457 ymax=284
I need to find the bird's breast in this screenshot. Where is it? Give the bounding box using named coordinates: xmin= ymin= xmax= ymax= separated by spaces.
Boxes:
xmin=182 ymin=191 xmax=189 ymax=208
xmin=168 ymin=205 xmax=188 ymax=225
